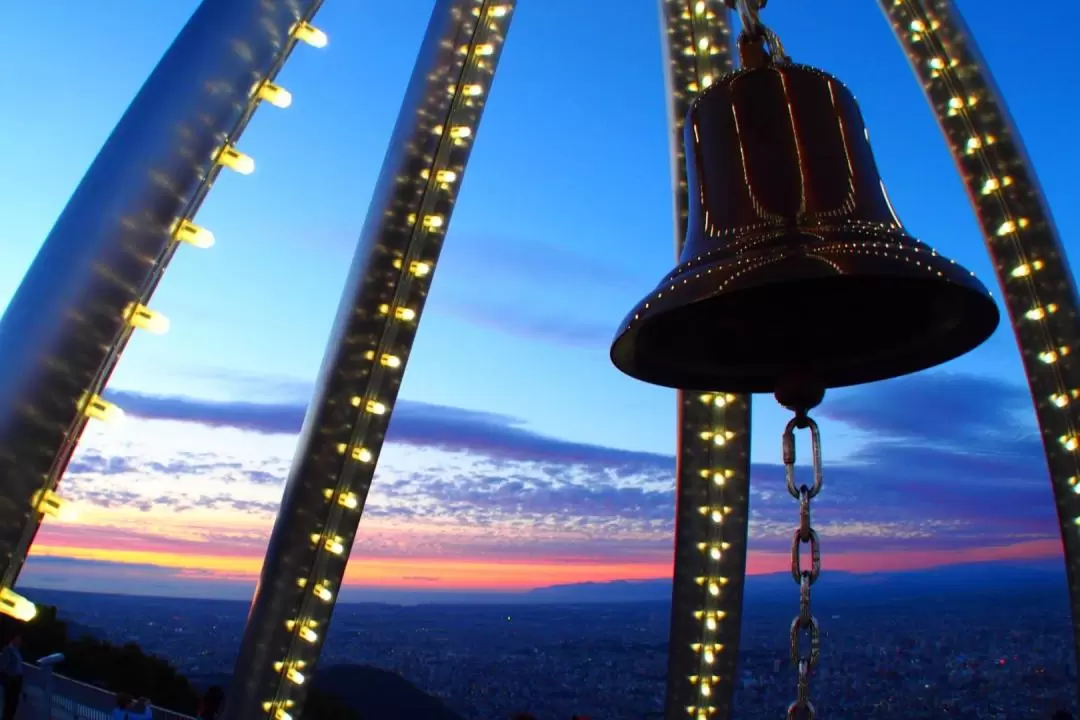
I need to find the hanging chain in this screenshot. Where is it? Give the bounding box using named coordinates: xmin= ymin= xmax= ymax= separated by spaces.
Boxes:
xmin=725 ymin=0 xmax=789 ymax=64
xmin=783 ymin=408 xmax=822 ymax=719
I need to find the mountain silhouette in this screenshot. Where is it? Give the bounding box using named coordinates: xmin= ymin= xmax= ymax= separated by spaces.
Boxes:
xmin=523 ymin=558 xmax=1066 ymax=603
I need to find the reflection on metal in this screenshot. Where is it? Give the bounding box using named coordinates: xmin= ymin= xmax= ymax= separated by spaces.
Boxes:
xmin=613 ymin=60 xmax=1000 ymax=393
xmin=657 ymin=4 xmax=749 ymax=719
xmin=222 ymin=2 xmax=515 ymax=718
xmin=881 ymin=0 xmax=1080 ymax=705
xmin=0 ymin=0 xmax=323 ymax=600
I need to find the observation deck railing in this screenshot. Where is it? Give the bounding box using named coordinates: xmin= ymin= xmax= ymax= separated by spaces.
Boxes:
xmin=16 ymin=664 xmax=195 ymax=720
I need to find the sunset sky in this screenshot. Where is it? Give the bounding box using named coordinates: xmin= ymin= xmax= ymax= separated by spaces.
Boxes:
xmin=0 ymin=0 xmax=1077 ymax=601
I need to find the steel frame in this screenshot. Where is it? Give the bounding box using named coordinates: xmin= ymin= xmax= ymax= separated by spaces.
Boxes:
xmin=0 ymin=1 xmax=1072 ymax=719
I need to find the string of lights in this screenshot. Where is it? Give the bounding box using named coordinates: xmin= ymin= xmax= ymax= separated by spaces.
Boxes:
xmin=0 ymin=0 xmax=326 ymax=621
xmin=881 ymin=1 xmax=1080 ymax=707
xmin=657 ymin=4 xmax=751 ymax=720
xmin=222 ymin=2 xmax=515 ymax=718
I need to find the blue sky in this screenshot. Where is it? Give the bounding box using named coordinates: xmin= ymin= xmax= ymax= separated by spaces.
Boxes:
xmin=0 ymin=1 xmax=1078 ymax=596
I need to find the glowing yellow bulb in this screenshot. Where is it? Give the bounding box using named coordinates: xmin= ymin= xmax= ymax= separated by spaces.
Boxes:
xmin=351 ymin=447 xmax=373 ymax=463
xmin=366 ymin=400 xmax=387 ymax=415
xmin=286 ymin=667 xmax=305 ymax=685
xmin=298 ymin=627 xmax=318 ymax=643
xmin=980 ymin=176 xmax=1013 ymax=195
xmin=216 ymin=146 xmax=255 ymax=175
xmin=313 ymin=583 xmax=333 ymax=602
xmin=694 ymin=1 xmax=706 ymax=13
xmin=0 ymin=588 xmax=37 ymax=622
xmin=293 ymin=21 xmax=328 ymax=48
xmin=395 ymin=307 xmax=417 ymax=322
xmin=449 ymin=126 xmax=472 ymax=139
xmin=1061 ymin=435 xmax=1079 ymax=452
xmin=422 ymin=215 xmax=444 ymax=230
xmin=476 ymin=44 xmax=494 ymax=56
xmin=490 ymin=6 xmax=508 ymax=17
xmin=172 ymin=219 xmax=215 ymax=249
xmin=338 ymin=493 xmax=358 ymax=510
xmin=705 ymin=616 xmax=717 ymax=631
xmin=324 ymin=538 xmax=345 ymax=555
xmin=274 ymin=710 xmax=293 ymax=720
xmin=410 ymin=261 xmax=431 ymax=277
xmin=1025 ymin=305 xmax=1057 ymax=321
xmin=462 ymin=84 xmax=483 ymax=97
xmin=1011 ymin=260 xmax=1043 ymax=278
xmin=81 ymin=394 xmax=123 ymax=423
xmin=125 ymin=302 xmax=170 ymax=335
xmin=256 ymin=81 xmax=293 ymax=109
xmin=380 ymin=354 xmax=402 ymax=368
xmin=32 ymin=489 xmax=75 ymax=522
xmin=435 ymin=170 xmax=457 ymax=183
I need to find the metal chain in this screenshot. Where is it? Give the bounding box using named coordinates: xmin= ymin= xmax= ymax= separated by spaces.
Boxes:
xmin=724 ymin=0 xmax=789 ymax=63
xmin=783 ymin=409 xmax=822 ymax=719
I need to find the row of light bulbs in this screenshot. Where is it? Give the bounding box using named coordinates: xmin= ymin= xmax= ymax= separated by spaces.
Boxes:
xmin=907 ymin=7 xmax=1080 ymax=495
xmin=263 ymin=4 xmax=509 ymax=719
xmin=687 ymin=393 xmax=736 ymax=719
xmin=0 ymin=9 xmax=329 ymax=680
xmin=0 ymin=20 xmax=328 ymax=627
xmin=679 ymin=5 xmax=738 ymax=717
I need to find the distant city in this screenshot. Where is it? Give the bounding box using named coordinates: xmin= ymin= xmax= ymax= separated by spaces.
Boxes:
xmin=22 ymin=560 xmax=1077 ymax=719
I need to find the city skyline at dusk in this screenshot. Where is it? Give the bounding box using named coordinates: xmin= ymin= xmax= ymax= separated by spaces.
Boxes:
xmin=2 ymin=0 xmax=1078 ymax=600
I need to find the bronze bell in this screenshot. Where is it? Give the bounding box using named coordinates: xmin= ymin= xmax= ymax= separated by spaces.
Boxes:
xmin=611 ymin=62 xmax=1000 ymax=394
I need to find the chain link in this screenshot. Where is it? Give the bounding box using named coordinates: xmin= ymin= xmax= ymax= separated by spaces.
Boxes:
xmin=724 ymin=0 xmax=788 ymax=63
xmin=783 ymin=411 xmax=822 ymax=720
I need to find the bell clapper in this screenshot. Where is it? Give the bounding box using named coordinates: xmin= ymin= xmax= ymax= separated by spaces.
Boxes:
xmin=777 ymin=381 xmax=824 ymax=720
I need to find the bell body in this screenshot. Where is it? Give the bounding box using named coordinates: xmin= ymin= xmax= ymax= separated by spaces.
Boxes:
xmin=611 ymin=63 xmax=999 ymax=393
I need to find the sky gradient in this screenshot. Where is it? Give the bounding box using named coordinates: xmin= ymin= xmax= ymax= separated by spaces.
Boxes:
xmin=0 ymin=0 xmax=1078 ymax=600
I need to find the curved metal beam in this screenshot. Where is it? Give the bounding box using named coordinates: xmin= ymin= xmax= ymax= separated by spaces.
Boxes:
xmin=657 ymin=4 xmax=750 ymax=719
xmin=881 ymin=0 xmax=1080 ymax=708
xmin=0 ymin=0 xmax=323 ymax=609
xmin=223 ymin=2 xmax=516 ymax=718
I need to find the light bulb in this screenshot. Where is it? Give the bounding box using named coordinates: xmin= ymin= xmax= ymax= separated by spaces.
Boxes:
xmin=0 ymin=589 xmax=36 ymax=622
xmin=216 ymin=146 xmax=255 ymax=175
xmin=257 ymin=81 xmax=293 ymax=109
xmin=293 ymin=21 xmax=328 ymax=49
xmin=172 ymin=219 xmax=215 ymax=248
xmin=125 ymin=303 xmax=170 ymax=335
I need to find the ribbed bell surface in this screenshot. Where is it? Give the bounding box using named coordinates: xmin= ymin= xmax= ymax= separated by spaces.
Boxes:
xmin=611 ymin=62 xmax=999 ymax=393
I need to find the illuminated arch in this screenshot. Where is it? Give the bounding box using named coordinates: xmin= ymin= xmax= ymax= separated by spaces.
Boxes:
xmin=0 ymin=1 xmax=1073 ymax=719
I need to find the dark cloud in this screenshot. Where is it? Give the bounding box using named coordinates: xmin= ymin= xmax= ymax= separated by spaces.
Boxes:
xmin=90 ymin=372 xmax=1059 ymax=557
xmin=104 ymin=390 xmax=671 ymax=474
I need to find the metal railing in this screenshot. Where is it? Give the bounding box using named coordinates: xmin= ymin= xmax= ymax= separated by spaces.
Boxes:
xmin=17 ymin=664 xmax=195 ymax=720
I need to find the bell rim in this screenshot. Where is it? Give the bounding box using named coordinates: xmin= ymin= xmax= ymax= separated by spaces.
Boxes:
xmin=610 ymin=245 xmax=1002 ymax=394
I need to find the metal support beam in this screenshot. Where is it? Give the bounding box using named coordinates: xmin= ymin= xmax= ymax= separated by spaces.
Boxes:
xmin=657 ymin=4 xmax=751 ymax=719
xmin=223 ymin=3 xmax=515 ymax=718
xmin=0 ymin=0 xmax=323 ymax=606
xmin=882 ymin=0 xmax=1080 ymax=709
